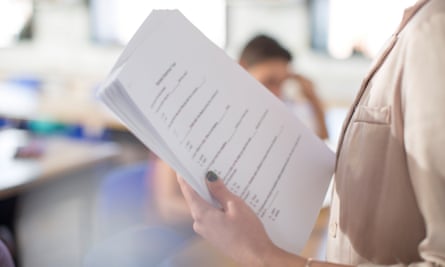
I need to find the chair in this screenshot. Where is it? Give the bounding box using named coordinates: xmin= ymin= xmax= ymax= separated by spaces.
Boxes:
xmin=0 ymin=240 xmax=14 ymax=267
xmin=95 ymin=162 xmax=151 ymax=238
xmin=84 ymin=225 xmax=192 ymax=267
xmin=88 ymin=161 xmax=194 ymax=266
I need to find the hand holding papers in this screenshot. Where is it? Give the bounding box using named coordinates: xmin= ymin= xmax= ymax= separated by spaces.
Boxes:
xmin=98 ymin=10 xmax=335 ymax=253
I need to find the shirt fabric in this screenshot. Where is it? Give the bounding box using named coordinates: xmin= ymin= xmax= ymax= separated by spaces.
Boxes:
xmin=326 ymin=0 xmax=445 ymax=266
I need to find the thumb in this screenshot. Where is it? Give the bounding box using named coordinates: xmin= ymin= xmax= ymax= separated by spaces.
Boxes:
xmin=205 ymin=171 xmax=236 ymax=210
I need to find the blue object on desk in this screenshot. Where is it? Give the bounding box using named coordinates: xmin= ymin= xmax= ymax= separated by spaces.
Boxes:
xmin=6 ymin=76 xmax=42 ymax=92
xmin=25 ymin=121 xmax=109 ymax=141
xmin=26 ymin=120 xmax=66 ymax=135
xmin=0 ymin=118 xmax=8 ymax=128
xmin=63 ymin=124 xmax=110 ymax=141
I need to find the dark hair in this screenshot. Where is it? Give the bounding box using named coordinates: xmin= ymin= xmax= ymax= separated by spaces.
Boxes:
xmin=239 ymin=34 xmax=292 ymax=67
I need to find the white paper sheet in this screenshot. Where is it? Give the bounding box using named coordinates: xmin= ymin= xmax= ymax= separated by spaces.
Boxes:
xmin=99 ymin=10 xmax=335 ymax=254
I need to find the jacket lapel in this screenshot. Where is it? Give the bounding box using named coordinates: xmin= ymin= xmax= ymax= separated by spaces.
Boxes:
xmin=335 ymin=0 xmax=431 ymax=167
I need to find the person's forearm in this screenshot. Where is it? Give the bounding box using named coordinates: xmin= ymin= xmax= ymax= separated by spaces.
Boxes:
xmin=259 ymin=245 xmax=306 ymax=267
xmin=310 ymin=259 xmax=353 ymax=267
xmin=308 ymin=97 xmax=328 ymax=139
xmin=259 ymin=246 xmax=353 ymax=267
xmin=314 ymin=109 xmax=329 ymax=140
xmin=288 ymin=73 xmax=329 ymax=139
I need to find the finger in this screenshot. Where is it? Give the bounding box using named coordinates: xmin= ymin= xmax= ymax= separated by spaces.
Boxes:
xmin=205 ymin=171 xmax=237 ymax=211
xmin=176 ymin=175 xmax=213 ymax=219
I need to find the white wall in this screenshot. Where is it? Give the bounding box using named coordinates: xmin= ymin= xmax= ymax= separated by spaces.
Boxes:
xmin=226 ymin=0 xmax=309 ymax=58
xmin=0 ymin=0 xmax=370 ymax=106
xmin=0 ymin=2 xmax=122 ymax=80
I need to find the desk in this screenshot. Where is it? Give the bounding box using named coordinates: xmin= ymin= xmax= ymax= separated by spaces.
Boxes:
xmin=0 ymin=129 xmax=120 ymax=200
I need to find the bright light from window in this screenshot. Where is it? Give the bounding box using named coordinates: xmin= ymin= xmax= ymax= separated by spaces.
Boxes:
xmin=0 ymin=0 xmax=33 ymax=47
xmin=328 ymin=0 xmax=417 ymax=59
xmin=91 ymin=0 xmax=226 ymax=48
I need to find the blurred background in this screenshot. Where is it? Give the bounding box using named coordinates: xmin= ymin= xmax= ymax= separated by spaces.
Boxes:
xmin=0 ymin=0 xmax=416 ymax=266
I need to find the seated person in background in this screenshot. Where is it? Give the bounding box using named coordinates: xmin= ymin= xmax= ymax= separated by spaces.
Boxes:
xmin=148 ymin=34 xmax=329 ymax=265
xmin=239 ymin=34 xmax=328 ymax=140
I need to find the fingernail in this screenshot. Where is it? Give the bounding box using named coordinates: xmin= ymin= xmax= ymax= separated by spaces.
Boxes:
xmin=206 ymin=171 xmax=218 ymax=182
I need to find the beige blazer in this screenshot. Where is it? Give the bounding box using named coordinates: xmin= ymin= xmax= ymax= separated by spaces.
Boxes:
xmin=326 ymin=0 xmax=445 ymax=266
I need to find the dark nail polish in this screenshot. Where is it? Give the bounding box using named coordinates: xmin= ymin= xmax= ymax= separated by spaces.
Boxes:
xmin=206 ymin=171 xmax=218 ymax=182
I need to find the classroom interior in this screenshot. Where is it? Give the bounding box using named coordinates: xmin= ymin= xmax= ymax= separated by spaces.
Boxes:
xmin=0 ymin=0 xmax=416 ymax=266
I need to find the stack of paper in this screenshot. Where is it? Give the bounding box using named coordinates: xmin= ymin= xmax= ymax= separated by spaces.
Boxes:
xmin=98 ymin=10 xmax=335 ymax=254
